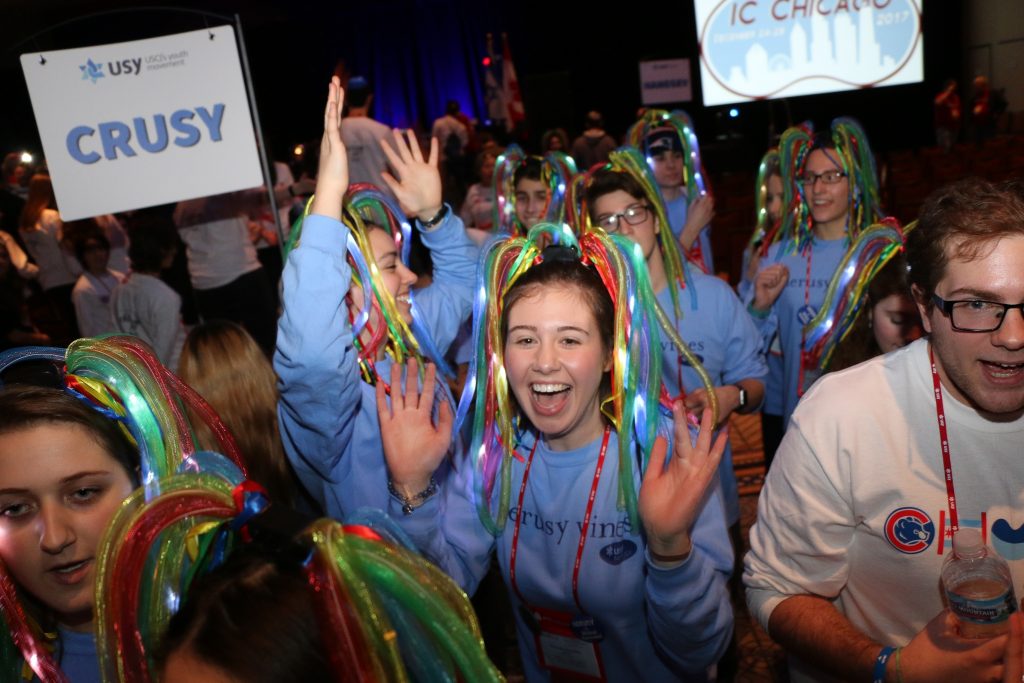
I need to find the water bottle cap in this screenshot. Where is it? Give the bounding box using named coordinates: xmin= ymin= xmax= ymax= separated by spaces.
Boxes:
xmin=952 ymin=528 xmax=985 ymax=558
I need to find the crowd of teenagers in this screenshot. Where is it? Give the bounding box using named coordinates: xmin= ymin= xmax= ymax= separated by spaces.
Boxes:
xmin=2 ymin=73 xmax=1024 ymax=683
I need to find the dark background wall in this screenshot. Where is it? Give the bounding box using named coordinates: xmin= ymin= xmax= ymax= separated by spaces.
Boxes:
xmin=0 ymin=0 xmax=967 ymax=172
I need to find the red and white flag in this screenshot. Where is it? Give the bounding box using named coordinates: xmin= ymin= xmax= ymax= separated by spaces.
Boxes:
xmin=501 ymin=34 xmax=525 ymax=131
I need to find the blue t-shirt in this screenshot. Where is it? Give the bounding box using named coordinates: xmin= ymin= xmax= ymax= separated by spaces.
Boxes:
xmin=751 ymin=237 xmax=847 ymax=427
xmin=656 ymin=273 xmax=767 ymax=526
xmin=57 ymin=628 xmax=99 ymax=683
xmin=394 ymin=426 xmax=734 ymax=682
xmin=666 ymin=193 xmax=714 ymax=275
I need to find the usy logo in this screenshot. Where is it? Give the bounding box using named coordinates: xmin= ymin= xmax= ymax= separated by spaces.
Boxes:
xmin=78 ymin=56 xmax=143 ymax=83
xmin=79 ymin=58 xmax=104 ymax=84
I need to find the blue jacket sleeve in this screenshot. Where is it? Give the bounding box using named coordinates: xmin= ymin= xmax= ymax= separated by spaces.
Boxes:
xmin=643 ymin=422 xmax=734 ymax=673
xmin=413 ymin=208 xmax=479 ymax=355
xmin=274 ymin=214 xmax=360 ymax=506
xmin=388 ymin=452 xmax=495 ymax=595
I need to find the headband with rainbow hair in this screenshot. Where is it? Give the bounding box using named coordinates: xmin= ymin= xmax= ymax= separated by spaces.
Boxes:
xmin=747 ymin=148 xmax=783 ymax=256
xmin=455 ymin=222 xmax=705 ymax=535
xmin=93 ymin=458 xmax=499 ymax=682
xmin=0 ymin=336 xmax=248 ymax=682
xmin=491 ymin=145 xmax=578 ymax=235
xmin=626 ymin=109 xmax=708 ymax=201
xmin=569 ymin=146 xmax=698 ymax=313
xmin=803 ymin=219 xmax=914 ymax=370
xmin=779 ymin=117 xmax=885 ymax=254
xmin=567 ymin=150 xmax=717 ymax=407
xmin=284 ymin=186 xmax=454 ymax=382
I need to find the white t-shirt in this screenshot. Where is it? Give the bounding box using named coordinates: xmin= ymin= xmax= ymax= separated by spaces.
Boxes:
xmin=110 ymin=273 xmax=185 ymax=370
xmin=745 ymin=338 xmax=1024 ymax=682
xmin=431 ymin=114 xmax=468 ymax=161
xmin=72 ymin=269 xmax=124 ymax=337
xmin=341 ymin=116 xmax=393 ymax=191
xmin=176 ymin=216 xmax=261 ymax=290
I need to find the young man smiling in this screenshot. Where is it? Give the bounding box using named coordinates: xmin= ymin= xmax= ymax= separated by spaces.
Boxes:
xmin=745 ymin=178 xmax=1024 ymax=683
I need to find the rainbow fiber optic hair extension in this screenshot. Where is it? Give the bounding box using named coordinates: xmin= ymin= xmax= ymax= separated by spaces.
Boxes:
xmin=803 ymin=219 xmax=913 ymax=370
xmin=456 ymin=223 xmax=672 ymax=535
xmin=94 ymin=464 xmax=500 ymax=682
xmin=0 ymin=336 xmax=247 ymax=682
xmin=566 ymin=153 xmax=718 ymax=416
xmin=779 ymin=118 xmax=885 ymax=254
xmin=626 ymin=108 xmax=709 ymax=202
xmin=491 ymin=145 xmax=578 ymax=235
xmin=747 ymin=149 xmax=783 ymax=257
xmin=283 ymin=186 xmax=452 ymax=383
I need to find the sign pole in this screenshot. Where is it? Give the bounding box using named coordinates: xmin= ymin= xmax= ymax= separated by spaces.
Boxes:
xmin=233 ymin=13 xmax=284 ymax=248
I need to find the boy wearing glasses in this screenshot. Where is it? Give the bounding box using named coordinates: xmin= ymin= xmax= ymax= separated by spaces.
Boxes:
xmin=587 ymin=168 xmax=765 ymax=628
xmin=745 ymin=178 xmax=1024 ymax=682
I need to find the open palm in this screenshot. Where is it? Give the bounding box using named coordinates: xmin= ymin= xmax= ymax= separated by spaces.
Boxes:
xmin=639 ymin=404 xmax=726 ymax=558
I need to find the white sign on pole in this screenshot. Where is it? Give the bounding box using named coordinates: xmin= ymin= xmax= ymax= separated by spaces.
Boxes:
xmin=21 ymin=25 xmax=263 ymax=221
xmin=639 ymin=59 xmax=693 ymax=105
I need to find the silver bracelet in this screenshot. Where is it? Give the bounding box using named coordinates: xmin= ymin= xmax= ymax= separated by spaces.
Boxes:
xmin=388 ymin=476 xmax=438 ymax=515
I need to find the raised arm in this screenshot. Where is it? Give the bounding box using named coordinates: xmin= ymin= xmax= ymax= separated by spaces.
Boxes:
xmin=380 ymin=130 xmax=479 ymax=353
xmin=639 ymin=406 xmax=734 ymax=671
xmin=274 ymin=77 xmax=360 ymax=505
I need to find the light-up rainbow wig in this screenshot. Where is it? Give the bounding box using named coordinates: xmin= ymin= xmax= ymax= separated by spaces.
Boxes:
xmin=284 ymin=186 xmax=453 ymax=383
xmin=569 ymin=147 xmax=695 ymax=311
xmin=779 ymin=117 xmax=885 ymax=254
xmin=455 ymin=222 xmax=681 ymax=535
xmin=747 ymin=148 xmax=783 ymax=257
xmin=491 ymin=145 xmax=577 ymax=235
xmin=803 ymin=219 xmax=914 ymax=370
xmin=626 ymin=109 xmax=709 ymax=202
xmin=93 ymin=462 xmax=500 ymax=682
xmin=566 ymin=150 xmax=718 ymax=418
xmin=0 ymin=336 xmax=247 ymax=682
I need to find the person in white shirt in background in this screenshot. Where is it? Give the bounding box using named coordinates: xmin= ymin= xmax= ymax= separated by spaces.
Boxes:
xmin=70 ymin=225 xmax=124 ymax=337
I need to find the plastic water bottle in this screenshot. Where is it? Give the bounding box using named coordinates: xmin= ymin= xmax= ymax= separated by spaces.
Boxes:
xmin=941 ymin=528 xmax=1017 ymax=638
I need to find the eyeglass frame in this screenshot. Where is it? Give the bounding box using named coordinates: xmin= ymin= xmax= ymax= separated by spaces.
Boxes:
xmin=800 ymin=170 xmax=848 ymax=186
xmin=931 ymin=293 xmax=1024 ymax=332
xmin=594 ymin=203 xmax=652 ymax=232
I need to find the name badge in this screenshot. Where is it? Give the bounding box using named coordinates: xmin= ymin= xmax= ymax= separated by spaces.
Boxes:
xmin=533 ymin=608 xmax=606 ymax=681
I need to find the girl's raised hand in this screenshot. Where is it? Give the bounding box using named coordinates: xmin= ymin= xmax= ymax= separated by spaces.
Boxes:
xmin=639 ymin=404 xmax=726 ymax=560
xmin=310 ymin=76 xmax=349 ymax=219
xmin=375 ymin=357 xmax=453 ymax=501
xmin=380 ymin=130 xmax=443 ymax=223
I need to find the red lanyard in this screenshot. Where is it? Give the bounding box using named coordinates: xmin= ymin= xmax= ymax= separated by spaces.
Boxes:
xmin=929 ymin=345 xmax=960 ymax=532
xmin=797 ymin=247 xmax=814 ymax=398
xmin=509 ymin=426 xmax=611 ymax=615
xmin=688 ymin=241 xmax=707 ymax=274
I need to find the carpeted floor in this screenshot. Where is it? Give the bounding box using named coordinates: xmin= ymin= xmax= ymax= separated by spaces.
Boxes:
xmin=730 ymin=411 xmax=790 ymax=682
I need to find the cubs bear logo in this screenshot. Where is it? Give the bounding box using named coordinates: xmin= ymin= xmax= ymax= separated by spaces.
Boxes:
xmin=885 ymin=507 xmax=935 ymax=554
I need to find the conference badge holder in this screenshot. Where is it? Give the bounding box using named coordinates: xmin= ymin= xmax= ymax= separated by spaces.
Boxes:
xmin=529 ymin=605 xmax=606 ymax=681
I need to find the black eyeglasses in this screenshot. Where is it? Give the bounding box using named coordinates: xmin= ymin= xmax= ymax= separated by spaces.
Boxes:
xmin=932 ymin=293 xmax=1024 ymax=332
xmin=595 ymin=204 xmax=651 ymax=232
xmin=801 ymin=170 xmax=847 ymax=186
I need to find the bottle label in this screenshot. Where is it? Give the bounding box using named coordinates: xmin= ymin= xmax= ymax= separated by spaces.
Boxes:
xmin=946 ymin=588 xmax=1016 ymax=625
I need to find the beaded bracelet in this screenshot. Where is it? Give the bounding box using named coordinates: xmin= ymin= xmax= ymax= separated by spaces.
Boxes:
xmin=388 ymin=476 xmax=438 ymax=515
